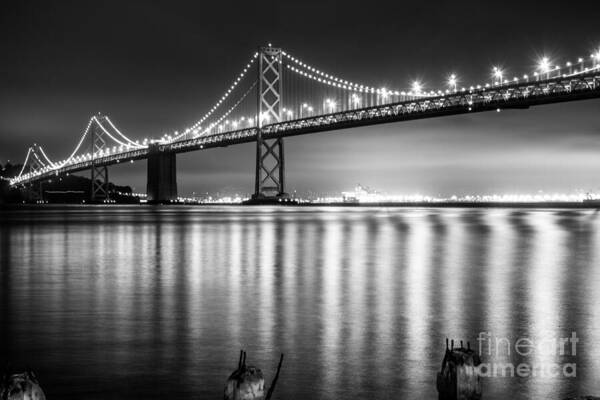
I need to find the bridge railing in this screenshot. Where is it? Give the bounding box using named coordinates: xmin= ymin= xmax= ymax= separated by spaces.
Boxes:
xmin=259 ymin=71 xmax=600 ymax=138
xmin=166 ymin=127 xmax=258 ymax=153
xmin=11 ymin=148 xmax=149 ymax=187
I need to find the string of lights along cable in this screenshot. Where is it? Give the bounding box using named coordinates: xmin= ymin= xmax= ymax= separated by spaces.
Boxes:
xmin=9 ymin=44 xmax=600 ymax=186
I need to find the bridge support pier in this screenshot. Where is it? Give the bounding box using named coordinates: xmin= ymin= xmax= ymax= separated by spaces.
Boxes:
xmin=146 ymin=143 xmax=178 ymax=204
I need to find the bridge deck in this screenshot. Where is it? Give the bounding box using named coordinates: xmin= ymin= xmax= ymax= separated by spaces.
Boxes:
xmin=11 ymin=70 xmax=600 ymax=186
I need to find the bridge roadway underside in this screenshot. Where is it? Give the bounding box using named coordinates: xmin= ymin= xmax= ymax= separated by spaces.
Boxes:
xmin=146 ymin=144 xmax=177 ymax=203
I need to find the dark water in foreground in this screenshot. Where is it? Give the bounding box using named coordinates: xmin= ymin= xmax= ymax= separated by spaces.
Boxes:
xmin=1 ymin=206 xmax=599 ymax=399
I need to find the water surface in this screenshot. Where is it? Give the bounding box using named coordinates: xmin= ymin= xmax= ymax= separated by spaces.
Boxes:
xmin=1 ymin=206 xmax=599 ymax=399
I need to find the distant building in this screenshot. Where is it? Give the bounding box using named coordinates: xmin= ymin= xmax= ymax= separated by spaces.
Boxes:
xmin=342 ymin=184 xmax=380 ymax=203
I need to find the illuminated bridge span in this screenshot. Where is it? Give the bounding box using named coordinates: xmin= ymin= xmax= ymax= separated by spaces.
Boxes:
xmin=9 ymin=45 xmax=600 ymax=203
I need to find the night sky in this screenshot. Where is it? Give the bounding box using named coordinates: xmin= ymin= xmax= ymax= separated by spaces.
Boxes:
xmin=1 ymin=1 xmax=599 ymax=196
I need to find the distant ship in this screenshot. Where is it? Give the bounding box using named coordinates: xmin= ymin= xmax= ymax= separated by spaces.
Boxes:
xmin=583 ymin=198 xmax=600 ymax=206
xmin=583 ymin=193 xmax=600 ymax=206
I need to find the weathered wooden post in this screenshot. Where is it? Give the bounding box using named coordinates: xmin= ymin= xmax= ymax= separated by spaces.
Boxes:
xmin=436 ymin=339 xmax=482 ymax=400
xmin=225 ymin=350 xmax=265 ymax=400
xmin=0 ymin=370 xmax=47 ymax=400
xmin=224 ymin=350 xmax=284 ymax=400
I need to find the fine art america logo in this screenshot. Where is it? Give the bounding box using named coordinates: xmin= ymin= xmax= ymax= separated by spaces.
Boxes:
xmin=475 ymin=331 xmax=578 ymax=378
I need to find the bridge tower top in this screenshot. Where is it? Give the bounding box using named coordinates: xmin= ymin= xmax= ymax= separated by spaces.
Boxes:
xmin=257 ymin=44 xmax=283 ymax=126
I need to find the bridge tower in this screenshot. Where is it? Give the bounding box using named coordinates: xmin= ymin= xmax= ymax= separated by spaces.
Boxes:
xmin=91 ymin=116 xmax=110 ymax=202
xmin=252 ymin=45 xmax=287 ymax=202
xmin=25 ymin=148 xmax=44 ymax=202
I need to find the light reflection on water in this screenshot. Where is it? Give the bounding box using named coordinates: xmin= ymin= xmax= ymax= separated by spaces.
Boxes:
xmin=1 ymin=206 xmax=600 ymax=399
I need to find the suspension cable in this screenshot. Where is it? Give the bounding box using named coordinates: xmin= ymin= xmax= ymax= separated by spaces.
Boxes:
xmin=59 ymin=117 xmax=95 ymax=166
xmin=32 ymin=150 xmax=48 ymax=168
xmin=93 ymin=117 xmax=130 ymax=147
xmin=16 ymin=147 xmax=33 ymax=178
xmin=104 ymin=117 xmax=143 ymax=147
xmin=198 ymin=81 xmax=257 ymax=137
xmin=37 ymin=145 xmax=57 ymax=168
xmin=170 ymin=52 xmax=259 ymax=142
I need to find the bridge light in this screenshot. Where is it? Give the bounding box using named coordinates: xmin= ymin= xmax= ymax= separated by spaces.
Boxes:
xmin=260 ymin=113 xmax=271 ymax=123
xmin=538 ymin=57 xmax=551 ymax=73
xmin=324 ymin=98 xmax=337 ymax=113
xmin=447 ymin=74 xmax=458 ymax=92
xmin=411 ymin=80 xmax=422 ymax=95
xmin=380 ymin=88 xmax=389 ymax=100
xmin=492 ymin=66 xmax=503 ymax=85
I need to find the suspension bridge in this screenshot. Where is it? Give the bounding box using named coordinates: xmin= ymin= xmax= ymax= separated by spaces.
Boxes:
xmin=8 ymin=44 xmax=600 ymax=203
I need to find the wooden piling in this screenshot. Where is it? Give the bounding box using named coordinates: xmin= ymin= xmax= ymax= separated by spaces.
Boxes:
xmin=0 ymin=370 xmax=46 ymax=400
xmin=436 ymin=338 xmax=482 ymax=400
xmin=224 ymin=351 xmax=265 ymax=400
xmin=265 ymin=354 xmax=284 ymax=400
xmin=224 ymin=351 xmax=284 ymax=400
